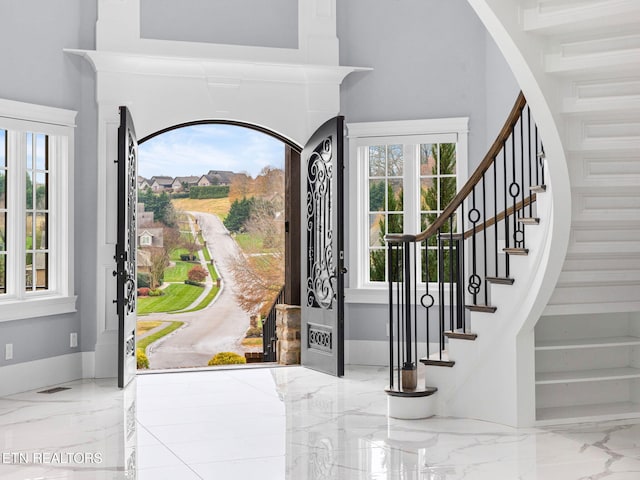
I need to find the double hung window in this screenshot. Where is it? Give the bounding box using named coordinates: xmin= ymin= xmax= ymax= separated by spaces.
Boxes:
xmin=347 ymin=118 xmax=468 ymax=296
xmin=0 ymin=99 xmax=76 ymax=321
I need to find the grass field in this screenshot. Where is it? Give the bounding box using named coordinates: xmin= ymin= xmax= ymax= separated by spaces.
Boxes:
xmin=137 ymin=321 xmax=184 ymax=354
xmin=137 ymin=283 xmax=204 ymax=315
xmin=170 ymin=247 xmax=190 ymax=261
xmin=163 ymin=261 xmax=193 ymax=282
xmin=136 ymin=321 xmax=163 ymax=336
xmin=175 ymin=284 xmax=220 ymax=314
xmin=172 ymin=197 xmax=231 ymax=220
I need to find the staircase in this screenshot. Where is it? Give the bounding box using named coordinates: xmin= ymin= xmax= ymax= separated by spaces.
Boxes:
xmin=386 ymin=0 xmax=640 ymax=426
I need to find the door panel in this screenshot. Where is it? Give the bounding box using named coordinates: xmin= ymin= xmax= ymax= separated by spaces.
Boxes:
xmin=117 ymin=106 xmax=138 ymax=389
xmin=301 ymin=116 xmax=345 ymax=377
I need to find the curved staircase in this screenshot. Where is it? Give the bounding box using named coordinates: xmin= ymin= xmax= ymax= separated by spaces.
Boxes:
xmin=385 ymin=0 xmax=640 ymax=427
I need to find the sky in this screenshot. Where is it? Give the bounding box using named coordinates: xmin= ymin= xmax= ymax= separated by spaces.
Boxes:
xmin=138 ymin=124 xmax=285 ymax=179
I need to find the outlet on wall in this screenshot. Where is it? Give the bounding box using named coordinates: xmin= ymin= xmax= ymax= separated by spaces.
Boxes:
xmin=70 ymin=332 xmax=78 ymax=348
xmin=5 ymin=343 xmax=13 ymax=360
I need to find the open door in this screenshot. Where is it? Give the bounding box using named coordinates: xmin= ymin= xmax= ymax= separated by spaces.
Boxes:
xmin=301 ymin=116 xmax=346 ymax=377
xmin=117 ymin=106 xmax=138 ymax=389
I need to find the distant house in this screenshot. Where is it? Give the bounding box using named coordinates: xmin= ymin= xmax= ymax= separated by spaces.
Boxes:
xmin=199 ymin=170 xmax=235 ymax=186
xmin=137 ymin=176 xmax=151 ymax=190
xmin=137 ymin=203 xmax=154 ymax=228
xmin=149 ymin=176 xmax=173 ymax=192
xmin=137 ymin=249 xmax=151 ymax=274
xmin=171 ymin=176 xmax=199 ymax=192
xmin=138 ymin=228 xmax=164 ymax=248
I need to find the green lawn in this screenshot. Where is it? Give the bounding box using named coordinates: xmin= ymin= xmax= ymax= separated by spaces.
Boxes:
xmin=234 ymin=233 xmax=262 ymax=251
xmin=206 ymin=263 xmax=218 ymax=281
xmin=163 ymin=261 xmax=192 ymax=282
xmin=137 ymin=321 xmax=184 ymax=354
xmin=170 ymin=247 xmax=190 ymax=261
xmin=175 ymin=285 xmax=220 ymax=314
xmin=137 ymin=283 xmax=204 ymax=315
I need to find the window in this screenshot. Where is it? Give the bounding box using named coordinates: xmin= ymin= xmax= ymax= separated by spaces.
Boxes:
xmin=347 ymin=118 xmax=468 ymax=300
xmin=0 ymin=99 xmax=76 ymax=321
xmin=140 ymin=233 xmax=152 ymax=246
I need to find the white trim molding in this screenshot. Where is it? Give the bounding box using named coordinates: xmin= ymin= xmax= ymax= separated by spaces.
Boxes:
xmin=0 ymin=353 xmax=85 ymax=397
xmin=0 ymin=100 xmax=77 ymax=322
xmin=72 ymin=0 xmax=369 ymax=379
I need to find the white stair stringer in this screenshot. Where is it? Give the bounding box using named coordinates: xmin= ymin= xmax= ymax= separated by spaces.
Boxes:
xmin=424 ymin=182 xmax=553 ymax=427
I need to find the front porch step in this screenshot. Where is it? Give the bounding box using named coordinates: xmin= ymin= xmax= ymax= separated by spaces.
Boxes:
xmin=530 ymin=185 xmax=547 ymax=193
xmin=466 ymin=304 xmax=497 ymax=313
xmin=444 ymin=331 xmax=478 ymax=341
xmin=486 ymin=276 xmax=515 ymax=285
xmin=519 ymin=217 xmax=540 ymax=225
xmin=503 ymin=248 xmax=529 ymax=255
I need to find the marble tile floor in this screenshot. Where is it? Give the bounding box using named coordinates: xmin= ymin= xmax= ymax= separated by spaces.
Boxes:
xmin=0 ymin=365 xmax=639 ymax=479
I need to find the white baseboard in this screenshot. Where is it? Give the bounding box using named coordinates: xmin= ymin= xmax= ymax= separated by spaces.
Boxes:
xmin=345 ymin=340 xmax=390 ymax=366
xmin=0 ymin=353 xmax=84 ymax=397
xmin=82 ymin=351 xmax=96 ymax=378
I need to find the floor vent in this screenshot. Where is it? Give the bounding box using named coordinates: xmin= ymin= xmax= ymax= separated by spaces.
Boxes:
xmin=37 ymin=387 xmax=71 ymax=394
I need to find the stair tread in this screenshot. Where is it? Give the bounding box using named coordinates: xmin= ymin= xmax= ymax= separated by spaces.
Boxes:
xmin=503 ymin=248 xmax=529 ymax=255
xmin=466 ymin=304 xmax=497 ymax=313
xmin=420 ymin=358 xmax=455 ymax=367
xmin=486 ymin=276 xmax=515 ymax=285
xmin=530 ymin=185 xmax=547 ymax=193
xmin=519 ymin=217 xmax=540 ymax=225
xmin=444 ymin=331 xmax=478 ymax=341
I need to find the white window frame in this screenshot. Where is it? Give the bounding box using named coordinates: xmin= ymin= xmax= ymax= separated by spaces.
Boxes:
xmin=139 ymin=233 xmax=152 ymax=246
xmin=346 ymin=118 xmax=468 ymax=304
xmin=0 ymin=99 xmax=76 ymax=322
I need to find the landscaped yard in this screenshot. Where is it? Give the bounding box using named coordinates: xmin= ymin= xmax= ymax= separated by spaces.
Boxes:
xmin=136 ymin=320 xmax=163 ymax=336
xmin=137 ymin=283 xmax=204 ymax=315
xmin=163 ymin=261 xmax=193 ymax=282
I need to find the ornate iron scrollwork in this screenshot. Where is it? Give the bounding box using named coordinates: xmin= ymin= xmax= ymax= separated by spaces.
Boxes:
xmin=308 ymin=324 xmax=332 ymax=352
xmin=306 ymin=137 xmax=336 ymax=309
xmin=125 ymin=131 xmax=137 ymax=314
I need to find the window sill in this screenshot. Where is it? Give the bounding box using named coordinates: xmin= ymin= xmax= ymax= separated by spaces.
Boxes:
xmin=0 ymin=295 xmax=77 ymax=322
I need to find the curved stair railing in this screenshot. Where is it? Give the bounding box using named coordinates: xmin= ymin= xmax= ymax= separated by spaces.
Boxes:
xmin=385 ymin=92 xmax=546 ymax=396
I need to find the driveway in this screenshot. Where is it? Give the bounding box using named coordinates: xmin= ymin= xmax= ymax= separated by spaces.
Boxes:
xmin=145 ymin=212 xmax=252 ymax=369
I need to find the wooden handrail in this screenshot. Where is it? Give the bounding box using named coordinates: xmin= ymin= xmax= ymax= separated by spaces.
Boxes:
xmin=387 ymin=91 xmax=527 ymax=244
xmin=462 ymin=194 xmax=536 ymax=240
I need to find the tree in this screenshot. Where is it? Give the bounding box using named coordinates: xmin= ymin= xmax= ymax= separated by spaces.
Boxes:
xmin=228 ymin=197 xmax=285 ymax=316
xmin=229 ymin=173 xmax=253 ymax=202
xmin=421 ymin=143 xmax=457 ymax=282
xmin=187 ymin=265 xmax=208 ymax=282
xmin=370 ymin=185 xmax=403 ymax=282
xmin=138 ymin=189 xmax=176 ymax=226
xmin=223 ymin=197 xmax=255 ymax=233
xmin=148 ymin=247 xmax=169 ymax=289
xmin=162 ymin=225 xmax=182 ymax=254
xmin=180 ymin=233 xmax=202 ymax=257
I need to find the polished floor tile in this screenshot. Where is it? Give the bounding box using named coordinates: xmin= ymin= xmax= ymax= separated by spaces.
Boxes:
xmin=0 ymin=366 xmax=639 ymax=479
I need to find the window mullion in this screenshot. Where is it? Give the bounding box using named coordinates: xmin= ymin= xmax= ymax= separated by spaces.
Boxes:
xmin=7 ymin=131 xmax=26 ymax=299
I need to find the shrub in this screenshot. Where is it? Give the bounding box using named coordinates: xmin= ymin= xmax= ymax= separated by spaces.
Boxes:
xmin=148 ymin=289 xmax=164 ymax=297
xmin=245 ymin=326 xmax=262 ymax=338
xmin=136 ymin=349 xmax=149 ymax=369
xmin=180 ymin=254 xmax=197 ymax=261
xmin=137 ymin=287 xmax=150 ymax=297
xmin=188 ymin=265 xmax=208 ymax=282
xmin=189 ymin=185 xmax=229 ymax=199
xmin=184 ymin=279 xmax=205 ymax=287
xmin=137 ymin=273 xmax=151 ymax=288
xmin=208 ymin=352 xmax=246 ymax=366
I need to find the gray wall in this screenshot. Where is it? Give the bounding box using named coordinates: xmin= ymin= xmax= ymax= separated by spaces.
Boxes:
xmin=140 ymin=0 xmax=298 ymax=49
xmin=337 ymin=0 xmax=519 ymax=342
xmin=0 ymin=0 xmax=98 ymax=365
xmin=0 ymin=0 xmax=519 ymax=367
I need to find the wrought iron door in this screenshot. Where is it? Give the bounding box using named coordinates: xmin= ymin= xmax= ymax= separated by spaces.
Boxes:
xmin=301 ymin=116 xmax=345 ymax=376
xmin=117 ymin=106 xmax=138 ymax=389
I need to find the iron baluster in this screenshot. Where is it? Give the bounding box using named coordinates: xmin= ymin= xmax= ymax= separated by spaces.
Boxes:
xmin=527 ymin=107 xmax=533 ymax=218
xmin=520 ymin=116 xmax=526 ymax=247
xmin=503 ymin=145 xmax=510 ymax=277
xmin=482 ymin=174 xmax=488 ymax=305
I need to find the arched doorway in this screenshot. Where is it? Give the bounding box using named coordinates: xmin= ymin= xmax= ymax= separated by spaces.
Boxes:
xmin=136 ymin=120 xmax=300 ymax=368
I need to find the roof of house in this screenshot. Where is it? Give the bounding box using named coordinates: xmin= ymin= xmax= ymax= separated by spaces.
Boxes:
xmin=150 ymin=176 xmax=174 ymax=186
xmin=172 ymin=176 xmax=199 ymax=185
xmin=138 ymin=228 xmax=163 ymax=238
xmin=206 ymin=170 xmax=235 ymax=184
